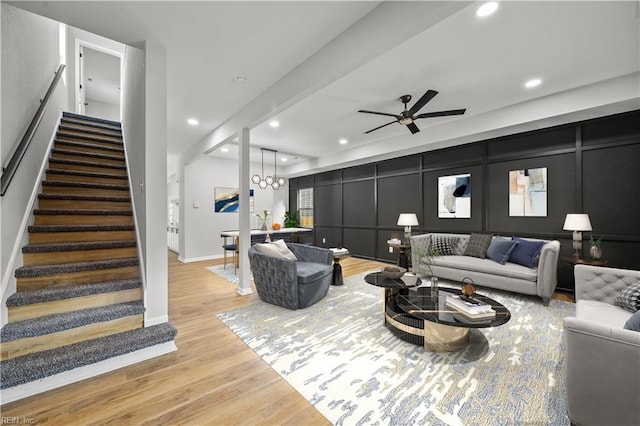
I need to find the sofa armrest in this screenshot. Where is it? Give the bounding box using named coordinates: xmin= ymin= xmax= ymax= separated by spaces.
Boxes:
xmin=535 ymin=240 xmax=560 ymax=302
xmin=563 ymin=316 xmax=640 ymax=425
xmin=287 ymin=243 xmax=332 ymax=265
xmin=575 ymin=264 xmax=640 ymax=303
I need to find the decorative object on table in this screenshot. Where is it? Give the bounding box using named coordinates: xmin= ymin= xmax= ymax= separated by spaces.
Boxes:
xmin=411 ymin=244 xmax=442 ymax=297
xmin=251 ymin=148 xmax=286 ymax=190
xmin=438 ymin=173 xmax=471 ymax=218
xmin=381 ymin=266 xmax=406 ymax=279
xmin=284 ymin=210 xmax=300 ymax=228
xmin=256 ymin=209 xmax=269 ymax=230
xmin=445 ymin=294 xmax=496 ymax=320
xmin=589 ymin=235 xmax=602 ymax=260
xmin=272 ymin=222 xmax=282 ymax=230
xmin=508 ymin=167 xmax=547 ymax=217
xmin=397 ymin=213 xmax=419 ymax=243
xmin=563 ymin=213 xmax=592 ymax=259
xmin=461 ymin=278 xmax=476 ymax=297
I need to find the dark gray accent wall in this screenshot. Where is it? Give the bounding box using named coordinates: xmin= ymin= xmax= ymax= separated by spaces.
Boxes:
xmin=289 ymin=110 xmax=640 ymax=292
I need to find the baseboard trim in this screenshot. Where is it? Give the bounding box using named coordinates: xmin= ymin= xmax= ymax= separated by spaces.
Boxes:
xmin=0 ymin=341 xmax=177 ymax=404
xmin=178 ymin=254 xmax=221 ymax=263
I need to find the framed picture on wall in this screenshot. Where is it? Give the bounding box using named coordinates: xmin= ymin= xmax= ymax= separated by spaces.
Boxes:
xmin=438 ymin=173 xmax=471 ymax=218
xmin=509 ymin=167 xmax=547 ymax=216
xmin=214 ymin=188 xmax=254 ymax=213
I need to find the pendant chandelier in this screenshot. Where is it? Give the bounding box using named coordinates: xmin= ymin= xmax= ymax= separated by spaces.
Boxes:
xmin=251 ymin=148 xmax=286 ymax=190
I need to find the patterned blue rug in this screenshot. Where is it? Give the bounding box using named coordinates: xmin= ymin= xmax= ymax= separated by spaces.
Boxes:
xmin=217 ymin=272 xmax=575 ymax=426
xmin=206 ymin=265 xmax=239 ymax=284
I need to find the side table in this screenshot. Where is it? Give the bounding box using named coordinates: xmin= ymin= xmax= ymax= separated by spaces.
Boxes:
xmin=561 ymin=256 xmax=608 ymax=266
xmin=387 ymin=242 xmax=411 ymax=269
xmin=330 ymin=248 xmax=350 ymax=286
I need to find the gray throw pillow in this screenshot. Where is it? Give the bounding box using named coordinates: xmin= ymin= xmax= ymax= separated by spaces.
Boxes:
xmin=624 ymin=310 xmax=640 ymax=332
xmin=615 ymin=282 xmax=640 ymax=313
xmin=463 ymin=233 xmax=493 ymax=259
xmin=486 ymin=237 xmax=519 ymax=265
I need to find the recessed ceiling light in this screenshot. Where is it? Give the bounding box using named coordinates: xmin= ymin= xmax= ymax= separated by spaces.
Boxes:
xmin=221 ymin=147 xmax=229 ymax=153
xmin=524 ymin=78 xmax=542 ymax=89
xmin=281 ymin=157 xmax=288 ymax=162
xmin=269 ymin=120 xmax=280 ymax=128
xmin=339 ymin=138 xmax=348 ymax=145
xmin=477 ymin=2 xmax=498 ymax=17
xmin=187 ymin=118 xmax=199 ymax=126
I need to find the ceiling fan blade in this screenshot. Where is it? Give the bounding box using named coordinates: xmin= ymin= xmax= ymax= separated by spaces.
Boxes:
xmin=406 ymin=122 xmax=420 ymax=134
xmin=358 ymin=109 xmax=401 ymax=119
xmin=415 ymin=109 xmax=466 ymax=119
xmin=408 ymin=90 xmax=438 ymax=116
xmin=364 ymin=120 xmax=398 ymax=134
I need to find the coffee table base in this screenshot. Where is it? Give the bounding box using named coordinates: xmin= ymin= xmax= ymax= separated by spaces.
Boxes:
xmin=385 ymin=312 xmax=470 ymax=352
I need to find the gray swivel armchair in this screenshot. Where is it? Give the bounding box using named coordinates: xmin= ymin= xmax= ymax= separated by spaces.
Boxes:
xmin=248 ymin=243 xmax=333 ymax=310
xmin=563 ymin=265 xmax=640 ymax=426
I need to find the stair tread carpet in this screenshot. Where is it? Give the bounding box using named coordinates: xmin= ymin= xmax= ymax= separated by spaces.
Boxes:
xmin=63 ymin=112 xmax=121 ymax=127
xmin=15 ymin=257 xmax=139 ymax=278
xmin=45 ymin=168 xmax=128 ymax=180
xmin=38 ymin=193 xmax=131 ymax=202
xmin=58 ymin=126 xmax=123 ymax=139
xmin=23 ymin=240 xmax=136 ymax=254
xmin=42 ymin=180 xmax=129 ymax=190
xmin=48 ymin=158 xmax=126 ymax=170
xmin=52 ymin=148 xmax=124 ymax=162
xmin=0 ymin=301 xmax=144 ymax=342
xmin=28 ymin=224 xmax=135 ymax=232
xmin=54 ymin=140 xmax=124 ymax=154
xmin=6 ymin=279 xmax=142 ymax=307
xmin=0 ymin=322 xmax=176 ymax=389
xmin=61 ymin=118 xmax=122 ymax=132
xmin=33 ymin=209 xmax=133 ymax=216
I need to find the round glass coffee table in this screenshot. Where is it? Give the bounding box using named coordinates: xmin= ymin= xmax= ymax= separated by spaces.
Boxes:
xmin=365 ymin=273 xmax=510 ymax=352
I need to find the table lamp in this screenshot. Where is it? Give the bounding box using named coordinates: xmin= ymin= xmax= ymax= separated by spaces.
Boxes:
xmin=397 ymin=213 xmax=419 ymax=244
xmin=563 ymin=213 xmax=592 ymax=259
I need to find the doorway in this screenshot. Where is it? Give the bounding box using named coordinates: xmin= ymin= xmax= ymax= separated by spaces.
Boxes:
xmin=76 ymin=42 xmax=121 ymax=121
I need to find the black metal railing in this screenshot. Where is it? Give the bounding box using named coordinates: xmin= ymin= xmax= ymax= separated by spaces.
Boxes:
xmin=1 ymin=64 xmax=66 ymax=196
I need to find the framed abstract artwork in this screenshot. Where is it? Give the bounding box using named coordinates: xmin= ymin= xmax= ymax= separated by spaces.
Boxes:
xmin=438 ymin=173 xmax=471 ymax=218
xmin=509 ymin=167 xmax=547 ymax=216
xmin=214 ymin=188 xmax=254 ymax=213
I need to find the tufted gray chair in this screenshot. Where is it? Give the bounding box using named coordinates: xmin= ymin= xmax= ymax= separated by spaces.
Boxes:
xmin=248 ymin=243 xmax=333 ymax=310
xmin=563 ymin=265 xmax=640 ymax=426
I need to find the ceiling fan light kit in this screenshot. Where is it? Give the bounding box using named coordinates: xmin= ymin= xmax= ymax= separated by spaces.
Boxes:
xmin=252 ymin=148 xmax=286 ymax=190
xmin=359 ymin=89 xmax=466 ymax=135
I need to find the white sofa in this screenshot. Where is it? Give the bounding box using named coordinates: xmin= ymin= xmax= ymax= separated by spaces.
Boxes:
xmin=563 ymin=265 xmax=640 ymax=426
xmin=410 ymin=233 xmax=560 ymax=305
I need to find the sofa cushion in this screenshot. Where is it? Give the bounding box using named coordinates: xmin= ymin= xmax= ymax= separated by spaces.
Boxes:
xmin=272 ymin=239 xmax=298 ymax=261
xmin=296 ymin=262 xmax=332 ymax=284
xmin=464 ymin=233 xmax=493 ymax=258
xmin=577 ymin=300 xmax=632 ymax=328
xmin=431 ymin=234 xmax=460 ymax=256
xmin=431 ymin=255 xmax=538 ymax=282
xmin=615 ymin=282 xmax=640 ymax=312
xmin=509 ymin=237 xmax=545 ymax=268
xmin=624 ymin=310 xmax=640 ymax=332
xmin=486 ymin=237 xmax=519 ymax=265
xmin=255 ymin=241 xmax=297 ymax=261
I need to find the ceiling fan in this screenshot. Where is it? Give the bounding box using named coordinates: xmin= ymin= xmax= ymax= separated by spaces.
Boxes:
xmin=358 ymin=90 xmax=466 ymax=134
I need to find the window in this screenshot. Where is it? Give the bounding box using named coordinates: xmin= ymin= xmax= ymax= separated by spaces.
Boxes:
xmin=298 ymin=188 xmax=314 ymax=228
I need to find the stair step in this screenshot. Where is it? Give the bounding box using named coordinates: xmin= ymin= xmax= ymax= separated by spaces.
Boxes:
xmin=54 ymin=139 xmax=124 ymax=156
xmin=0 ymin=302 xmax=145 ymax=360
xmin=7 ymin=279 xmax=142 ymax=322
xmin=22 ymin=240 xmax=137 ymax=265
xmin=48 ymin=158 xmax=127 ymax=175
xmin=45 ymin=168 xmax=128 ymax=185
xmin=33 ymin=208 xmax=133 ymax=225
xmin=28 ymin=224 xmax=136 ymax=244
xmin=63 ymin=111 xmax=121 ymax=128
xmin=42 ymin=181 xmax=130 ymax=197
xmin=38 ymin=193 xmax=131 ymax=210
xmin=58 ymin=124 xmax=122 ymax=139
xmin=60 ymin=119 xmax=122 ymax=134
xmin=0 ymin=322 xmax=177 ymax=389
xmin=16 ymin=257 xmax=140 ymax=291
xmin=51 ymin=148 xmax=125 ymax=166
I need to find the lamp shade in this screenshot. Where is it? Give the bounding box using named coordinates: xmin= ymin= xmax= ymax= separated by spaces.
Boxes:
xmin=563 ymin=214 xmax=592 ymax=231
xmin=397 ymin=213 xmax=419 ymax=226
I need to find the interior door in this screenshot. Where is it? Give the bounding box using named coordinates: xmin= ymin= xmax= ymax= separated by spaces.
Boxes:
xmin=77 ymin=45 xmax=86 ymax=115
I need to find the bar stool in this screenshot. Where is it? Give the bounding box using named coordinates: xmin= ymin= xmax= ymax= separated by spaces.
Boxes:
xmin=223 ymin=236 xmax=239 ymax=273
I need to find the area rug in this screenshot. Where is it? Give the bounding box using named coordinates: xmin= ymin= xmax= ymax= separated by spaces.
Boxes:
xmin=217 ymin=272 xmax=575 ymax=426
xmin=206 ymin=265 xmax=239 ymax=284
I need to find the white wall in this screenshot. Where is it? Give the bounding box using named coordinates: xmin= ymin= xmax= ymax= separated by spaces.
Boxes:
xmin=121 ymin=41 xmax=169 ymax=326
xmin=85 ymin=99 xmax=119 ymax=121
xmin=1 ymin=4 xmax=68 ymax=325
xmin=179 ymin=155 xmax=289 ymax=262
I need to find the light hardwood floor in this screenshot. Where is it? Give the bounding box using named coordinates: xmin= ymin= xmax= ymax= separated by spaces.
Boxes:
xmin=0 ymin=251 xmax=388 ymax=425
xmin=1 ymin=251 xmax=572 ymax=424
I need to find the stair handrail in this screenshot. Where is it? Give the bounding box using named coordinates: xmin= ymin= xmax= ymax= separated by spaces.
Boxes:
xmin=1 ymin=64 xmax=66 ymax=196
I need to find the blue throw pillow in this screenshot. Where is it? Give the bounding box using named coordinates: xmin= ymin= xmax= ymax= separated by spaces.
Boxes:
xmin=486 ymin=237 xmax=519 ymax=265
xmin=508 ymin=237 xmax=545 ymax=268
xmin=624 ymin=310 xmax=640 ymax=332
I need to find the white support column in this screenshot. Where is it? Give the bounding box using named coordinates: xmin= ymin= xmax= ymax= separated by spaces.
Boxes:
xmin=237 ymin=127 xmax=253 ymax=295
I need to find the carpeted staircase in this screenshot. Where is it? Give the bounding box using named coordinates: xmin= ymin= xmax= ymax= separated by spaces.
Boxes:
xmin=1 ymin=112 xmax=176 ymax=390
